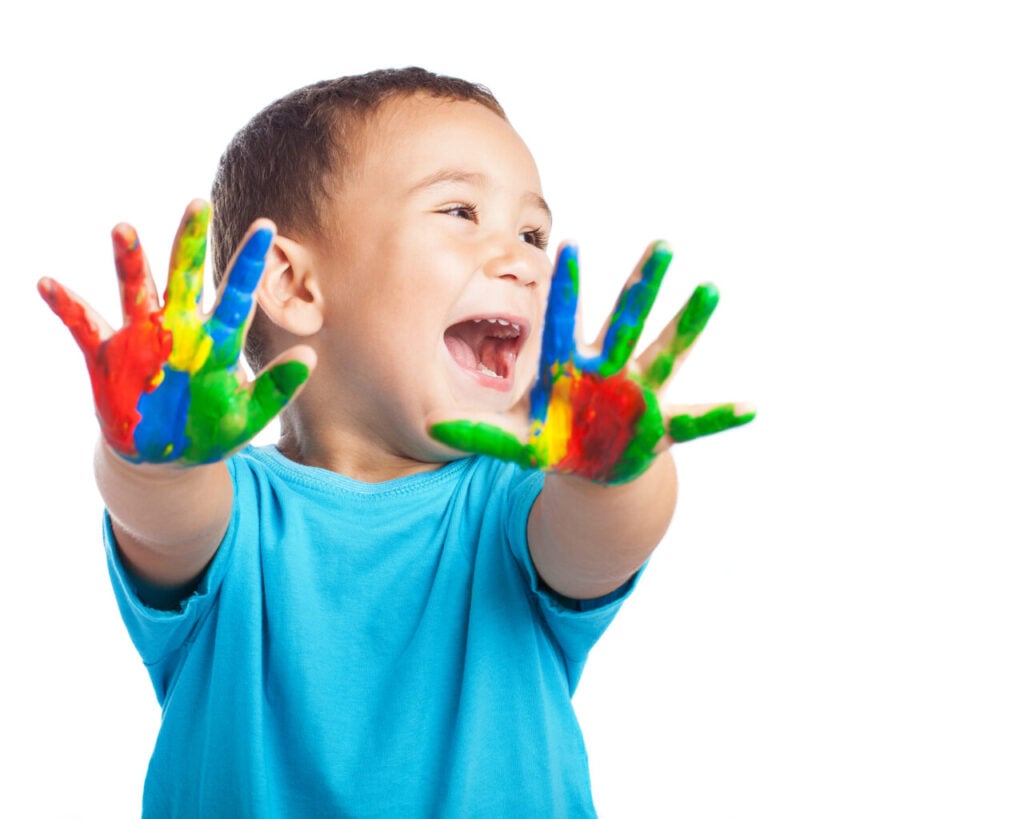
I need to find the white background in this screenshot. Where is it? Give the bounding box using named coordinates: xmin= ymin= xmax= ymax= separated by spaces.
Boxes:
xmin=2 ymin=1 xmax=1022 ymax=816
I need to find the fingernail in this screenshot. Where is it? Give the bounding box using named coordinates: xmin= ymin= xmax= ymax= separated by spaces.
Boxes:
xmin=112 ymin=224 xmax=139 ymax=254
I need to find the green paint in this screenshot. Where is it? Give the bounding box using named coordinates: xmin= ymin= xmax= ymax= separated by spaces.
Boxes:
xmin=609 ymin=380 xmax=666 ymax=483
xmin=430 ymin=421 xmax=537 ymax=470
xmin=169 ymin=206 xmax=211 ymax=293
xmin=265 ymin=360 xmax=310 ymax=397
xmin=46 ymin=202 xmax=306 ymax=468
xmin=668 ymin=404 xmax=755 ymax=443
xmin=643 ymin=283 xmax=719 ymax=388
xmin=180 ymin=360 xmax=310 ymax=464
xmin=435 ymin=239 xmax=754 ymax=487
xmin=598 ymin=242 xmax=672 ymax=377
xmin=566 ymin=254 xmax=580 ymax=295
xmin=182 ymin=369 xmax=245 ymax=463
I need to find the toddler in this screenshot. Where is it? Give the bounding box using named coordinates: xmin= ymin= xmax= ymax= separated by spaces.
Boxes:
xmin=39 ymin=67 xmax=752 ymax=817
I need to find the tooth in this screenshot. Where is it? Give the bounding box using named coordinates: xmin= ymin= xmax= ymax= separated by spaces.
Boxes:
xmin=477 ymin=362 xmax=499 ymax=377
xmin=511 ymin=323 xmax=521 ymax=332
xmin=473 ymin=319 xmax=482 ymax=323
xmin=486 ymin=318 xmax=498 ymax=324
xmin=497 ymin=318 xmax=509 ymax=326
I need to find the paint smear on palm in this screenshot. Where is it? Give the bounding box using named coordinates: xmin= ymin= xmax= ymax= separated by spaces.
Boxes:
xmin=432 ymin=239 xmax=754 ymax=485
xmin=526 ymin=243 xmax=666 ymax=482
xmin=135 ymin=218 xmax=283 ymax=464
xmin=435 ymin=243 xmax=668 ymax=483
xmin=133 ymin=204 xmax=216 ymax=461
xmin=535 ymin=368 xmax=664 ymax=483
xmin=41 ymin=205 xmax=307 ymax=465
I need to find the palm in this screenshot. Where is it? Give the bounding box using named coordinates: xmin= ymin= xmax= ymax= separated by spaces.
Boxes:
xmin=431 ymin=241 xmax=754 ymax=484
xmin=38 ymin=201 xmax=309 ymax=465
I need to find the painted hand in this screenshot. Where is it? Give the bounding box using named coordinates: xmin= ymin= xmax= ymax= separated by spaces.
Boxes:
xmin=431 ymin=241 xmax=754 ymax=484
xmin=38 ymin=200 xmax=310 ymax=465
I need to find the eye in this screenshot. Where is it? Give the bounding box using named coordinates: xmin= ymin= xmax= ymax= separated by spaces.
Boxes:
xmin=519 ymin=227 xmax=549 ymax=251
xmin=440 ymin=203 xmax=478 ymax=222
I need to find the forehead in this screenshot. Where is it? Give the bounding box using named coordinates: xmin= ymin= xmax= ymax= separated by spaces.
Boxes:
xmin=345 ymin=94 xmax=543 ymax=194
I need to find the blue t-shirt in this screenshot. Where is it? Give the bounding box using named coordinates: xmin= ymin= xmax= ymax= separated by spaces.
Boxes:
xmin=106 ymin=446 xmax=637 ymax=817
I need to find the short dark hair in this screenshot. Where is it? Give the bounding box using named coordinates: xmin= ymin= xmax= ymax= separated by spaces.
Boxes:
xmin=210 ymin=67 xmax=506 ymax=370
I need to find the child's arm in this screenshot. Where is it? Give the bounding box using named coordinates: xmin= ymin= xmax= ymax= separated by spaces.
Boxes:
xmin=39 ymin=200 xmax=313 ymax=594
xmin=92 ymin=444 xmax=233 ymax=592
xmin=526 ymin=451 xmax=680 ymax=600
xmin=431 ymin=242 xmax=754 ymax=600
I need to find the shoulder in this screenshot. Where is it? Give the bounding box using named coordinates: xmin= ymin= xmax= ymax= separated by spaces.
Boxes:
xmin=444 ymin=456 xmax=545 ymax=522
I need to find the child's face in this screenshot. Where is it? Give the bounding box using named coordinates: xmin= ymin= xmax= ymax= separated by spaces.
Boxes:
xmin=306 ymin=94 xmax=553 ymax=461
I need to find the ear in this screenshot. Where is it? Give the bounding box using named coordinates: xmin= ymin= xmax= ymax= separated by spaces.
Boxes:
xmin=257 ymin=235 xmax=324 ymax=337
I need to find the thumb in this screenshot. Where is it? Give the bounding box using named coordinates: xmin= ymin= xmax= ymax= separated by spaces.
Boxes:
xmin=427 ymin=409 xmax=536 ymax=470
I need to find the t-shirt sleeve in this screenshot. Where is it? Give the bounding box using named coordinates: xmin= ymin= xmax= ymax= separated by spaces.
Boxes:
xmin=103 ymin=467 xmax=243 ymax=704
xmin=503 ymin=468 xmax=644 ymax=693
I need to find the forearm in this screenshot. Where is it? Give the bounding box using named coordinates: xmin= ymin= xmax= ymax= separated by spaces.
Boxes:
xmin=95 ymin=439 xmax=232 ymax=589
xmin=527 ymin=452 xmax=678 ymax=600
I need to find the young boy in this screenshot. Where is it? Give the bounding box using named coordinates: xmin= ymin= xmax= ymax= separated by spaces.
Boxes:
xmin=39 ymin=67 xmax=752 ymax=817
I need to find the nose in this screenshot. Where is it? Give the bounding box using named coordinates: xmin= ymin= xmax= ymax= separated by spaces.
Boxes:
xmin=481 ymin=238 xmax=544 ymax=288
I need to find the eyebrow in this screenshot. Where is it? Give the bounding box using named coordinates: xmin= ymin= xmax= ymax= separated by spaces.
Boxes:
xmin=409 ymin=169 xmax=553 ymax=223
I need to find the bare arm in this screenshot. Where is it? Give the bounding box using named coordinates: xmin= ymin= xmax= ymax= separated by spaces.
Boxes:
xmin=528 ymin=452 xmax=677 ymax=600
xmin=40 ymin=201 xmax=312 ymax=594
xmin=95 ymin=444 xmax=232 ymax=590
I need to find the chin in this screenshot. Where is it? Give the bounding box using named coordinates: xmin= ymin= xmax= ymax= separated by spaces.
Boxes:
xmin=448 ymin=380 xmax=518 ymax=415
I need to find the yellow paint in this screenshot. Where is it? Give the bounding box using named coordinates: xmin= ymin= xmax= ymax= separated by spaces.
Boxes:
xmin=164 ymin=205 xmax=214 ymax=373
xmin=533 ymin=368 xmax=573 ymax=465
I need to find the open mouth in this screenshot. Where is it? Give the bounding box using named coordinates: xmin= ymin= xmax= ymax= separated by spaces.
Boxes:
xmin=444 ymin=316 xmax=527 ymax=386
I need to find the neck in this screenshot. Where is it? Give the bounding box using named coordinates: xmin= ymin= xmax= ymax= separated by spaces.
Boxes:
xmin=275 ymin=403 xmax=444 ymax=483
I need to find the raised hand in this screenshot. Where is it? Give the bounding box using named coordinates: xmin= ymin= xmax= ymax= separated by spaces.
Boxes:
xmin=38 ymin=200 xmax=310 ymax=465
xmin=431 ymin=241 xmax=754 ymax=484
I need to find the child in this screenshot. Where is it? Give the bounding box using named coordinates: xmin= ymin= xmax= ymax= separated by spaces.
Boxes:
xmin=39 ymin=67 xmax=753 ymax=817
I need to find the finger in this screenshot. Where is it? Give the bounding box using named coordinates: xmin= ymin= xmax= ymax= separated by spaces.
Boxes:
xmin=166 ymin=199 xmax=211 ymax=304
xmin=637 ymin=283 xmax=719 ymax=389
xmin=590 ymin=240 xmax=673 ymax=377
xmin=37 ymin=276 xmax=111 ymax=358
xmin=539 ymin=242 xmax=580 ymax=368
xmin=181 ymin=347 xmax=315 ymax=464
xmin=530 ymin=242 xmax=580 ymax=424
xmin=430 ymin=419 xmax=537 ymax=471
xmin=205 ymin=223 xmax=274 ymax=370
xmin=244 ymin=358 xmax=313 ymax=434
xmin=665 ymin=402 xmax=756 ymax=443
xmin=164 ymin=201 xmax=214 ymax=373
xmin=111 ymin=223 xmax=161 ymax=325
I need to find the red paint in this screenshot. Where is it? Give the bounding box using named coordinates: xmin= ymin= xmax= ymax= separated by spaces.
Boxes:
xmin=114 ymin=225 xmax=161 ymax=322
xmin=39 ymin=226 xmax=172 ymax=455
xmin=557 ymin=371 xmax=647 ymax=482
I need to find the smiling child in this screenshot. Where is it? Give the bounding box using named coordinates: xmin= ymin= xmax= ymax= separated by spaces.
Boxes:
xmin=39 ymin=67 xmax=753 ymax=817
